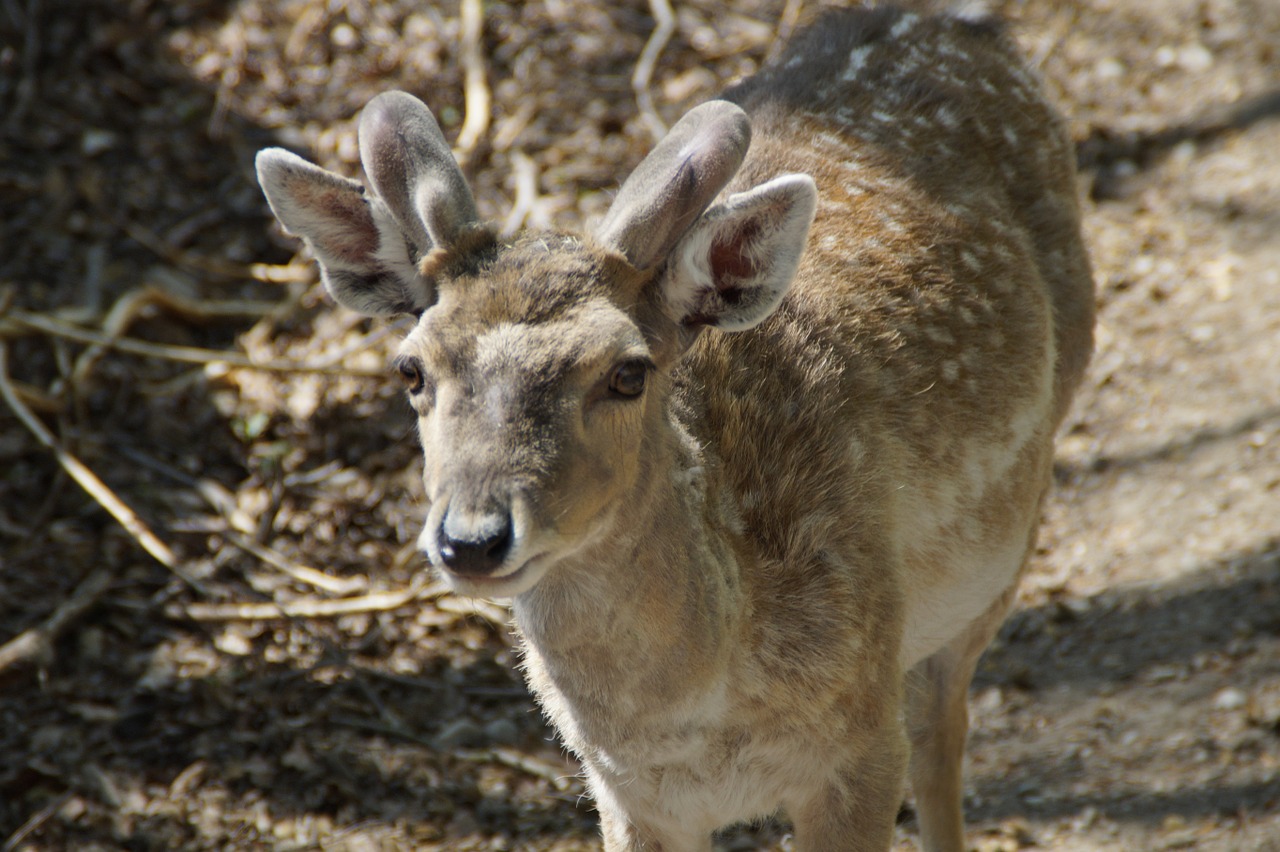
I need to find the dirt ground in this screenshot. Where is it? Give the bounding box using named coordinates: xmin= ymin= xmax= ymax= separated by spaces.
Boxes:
xmin=2 ymin=0 xmax=1278 ymax=850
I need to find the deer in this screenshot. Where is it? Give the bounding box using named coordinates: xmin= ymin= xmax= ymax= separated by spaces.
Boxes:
xmin=254 ymin=4 xmax=1093 ymax=850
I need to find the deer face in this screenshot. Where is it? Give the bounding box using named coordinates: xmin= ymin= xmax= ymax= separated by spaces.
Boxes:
xmin=394 ymin=240 xmax=669 ymax=596
xmin=255 ymin=91 xmax=816 ymax=596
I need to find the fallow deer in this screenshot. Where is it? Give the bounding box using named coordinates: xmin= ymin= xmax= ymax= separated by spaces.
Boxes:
xmin=255 ymin=4 xmax=1093 ymax=850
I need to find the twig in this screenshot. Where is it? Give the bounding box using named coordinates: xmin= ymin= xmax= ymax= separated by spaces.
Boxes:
xmin=225 ymin=531 xmax=366 ymax=596
xmin=2 ymin=792 xmax=73 ymax=852
xmin=114 ymin=431 xmax=371 ymax=600
xmin=435 ymin=594 xmax=511 ymax=633
xmin=0 ymin=569 xmax=112 ymax=673
xmin=7 ymin=376 xmax=60 ymax=414
xmin=328 ymin=715 xmax=578 ymax=791
xmin=455 ymin=0 xmax=490 ymax=160
xmin=491 ymin=100 xmax=536 ymax=152
xmin=71 ymin=286 xmax=279 ymax=389
xmin=177 ymin=579 xmax=438 ymax=621
xmin=122 ymin=221 xmax=313 ymax=283
xmin=330 ymin=714 xmax=435 ymax=747
xmin=457 ymin=747 xmax=578 ymax=790
xmin=4 ymin=0 xmax=40 ymax=131
xmin=633 ymin=0 xmax=677 ymax=142
xmin=1 ymin=309 xmax=385 ymax=376
xmin=766 ymin=0 xmax=805 ymax=64
xmin=501 ymin=151 xmax=541 ymax=236
xmin=0 ymin=343 xmax=203 ymax=589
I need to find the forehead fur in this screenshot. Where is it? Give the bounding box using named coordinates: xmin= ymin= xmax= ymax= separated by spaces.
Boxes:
xmin=448 ymin=234 xmax=647 ymax=320
xmin=407 ymin=233 xmax=654 ymax=372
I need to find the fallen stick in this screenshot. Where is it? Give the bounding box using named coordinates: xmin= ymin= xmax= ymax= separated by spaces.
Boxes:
xmin=177 ymin=583 xmax=431 ymax=621
xmin=121 ymin=220 xmax=313 ymax=283
xmin=1 ymin=309 xmax=385 ymax=376
xmin=225 ymin=531 xmax=366 ymax=596
xmin=0 ymin=343 xmax=203 ymax=590
xmin=500 ymin=151 xmax=541 ymax=236
xmin=455 ymin=0 xmax=490 ymax=160
xmin=0 ymin=569 xmax=112 ymax=673
xmin=633 ymin=0 xmax=677 ymax=142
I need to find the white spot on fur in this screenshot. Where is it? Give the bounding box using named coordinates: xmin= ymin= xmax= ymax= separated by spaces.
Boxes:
xmin=889 ymin=13 xmax=919 ymax=39
xmin=925 ymin=326 xmax=957 ymax=345
xmin=843 ymin=45 xmax=873 ymax=81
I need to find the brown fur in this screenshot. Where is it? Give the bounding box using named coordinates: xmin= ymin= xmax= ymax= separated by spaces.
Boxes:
xmin=260 ymin=5 xmax=1094 ymax=850
xmin=425 ymin=9 xmax=1089 ymax=851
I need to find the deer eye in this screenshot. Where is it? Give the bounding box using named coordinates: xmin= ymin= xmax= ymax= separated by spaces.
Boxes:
xmin=395 ymin=356 xmax=427 ymax=394
xmin=607 ymin=359 xmax=649 ymax=399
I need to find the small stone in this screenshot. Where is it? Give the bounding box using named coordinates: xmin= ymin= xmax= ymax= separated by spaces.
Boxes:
xmin=330 ymin=23 xmax=358 ymax=49
xmin=434 ymin=718 xmax=484 ymax=749
xmin=1095 ymin=57 xmax=1124 ymax=79
xmin=483 ymin=718 xmax=520 ymax=746
xmin=81 ymin=128 xmax=117 ymax=156
xmin=1213 ymin=687 xmax=1247 ymax=711
xmin=1178 ymin=44 xmax=1213 ymax=72
xmin=974 ymin=687 xmax=1003 ymax=714
xmin=214 ymin=630 xmax=253 ymax=657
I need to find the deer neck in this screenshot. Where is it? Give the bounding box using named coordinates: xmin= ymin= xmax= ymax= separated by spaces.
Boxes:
xmin=511 ymin=408 xmax=745 ymax=735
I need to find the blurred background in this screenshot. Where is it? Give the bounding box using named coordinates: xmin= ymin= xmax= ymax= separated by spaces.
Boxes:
xmin=1 ymin=0 xmax=1278 ymax=849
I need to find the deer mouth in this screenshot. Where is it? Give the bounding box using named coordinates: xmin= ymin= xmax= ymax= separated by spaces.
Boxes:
xmin=440 ymin=552 xmax=550 ymax=599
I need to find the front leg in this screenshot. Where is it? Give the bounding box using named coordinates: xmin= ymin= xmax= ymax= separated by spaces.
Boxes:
xmin=590 ymin=767 xmax=714 ymax=852
xmin=786 ymin=724 xmax=909 ymax=852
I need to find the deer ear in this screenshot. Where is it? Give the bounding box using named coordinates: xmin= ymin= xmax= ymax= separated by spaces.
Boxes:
xmin=661 ymin=174 xmax=817 ymax=331
xmin=255 ymin=92 xmax=484 ymax=317
xmin=256 ymin=148 xmax=427 ymax=316
xmin=596 ymin=100 xmax=751 ymax=271
xmin=358 ymin=91 xmax=480 ymax=260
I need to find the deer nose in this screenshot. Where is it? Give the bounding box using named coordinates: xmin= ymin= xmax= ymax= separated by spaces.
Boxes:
xmin=437 ymin=506 xmax=513 ymax=576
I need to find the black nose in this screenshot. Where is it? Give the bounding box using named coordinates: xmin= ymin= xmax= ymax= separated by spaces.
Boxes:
xmin=437 ymin=511 xmax=512 ymax=576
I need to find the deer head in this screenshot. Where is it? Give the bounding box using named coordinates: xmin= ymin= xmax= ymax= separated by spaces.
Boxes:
xmin=256 ymin=91 xmax=816 ymax=597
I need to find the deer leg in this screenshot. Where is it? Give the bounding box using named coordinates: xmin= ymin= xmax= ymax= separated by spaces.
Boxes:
xmin=592 ymin=774 xmax=713 ymax=852
xmin=598 ymin=812 xmax=711 ymax=852
xmin=906 ymin=584 xmax=1018 ymax=852
xmin=786 ymin=723 xmax=909 ymax=852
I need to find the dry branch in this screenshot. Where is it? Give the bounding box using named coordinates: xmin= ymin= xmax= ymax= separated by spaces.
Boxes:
xmin=177 ymin=579 xmax=439 ymax=622
xmin=71 ymin=286 xmax=279 ymax=389
xmin=633 ymin=0 xmax=677 ymax=142
xmin=454 ymin=0 xmax=490 ymax=160
xmin=2 ymin=793 xmax=73 ymax=852
xmin=123 ymin=221 xmax=313 ymax=283
xmin=501 ymin=151 xmax=541 ymax=236
xmin=0 ymin=569 xmax=112 ymax=673
xmin=226 ymin=531 xmax=366 ymax=596
xmin=0 ymin=342 xmax=204 ymax=590
xmin=1 ymin=309 xmax=385 ymax=376
xmin=766 ymin=0 xmax=806 ymax=63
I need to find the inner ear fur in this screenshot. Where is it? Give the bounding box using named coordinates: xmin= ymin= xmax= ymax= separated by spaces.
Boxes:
xmin=665 ymin=173 xmax=818 ymax=332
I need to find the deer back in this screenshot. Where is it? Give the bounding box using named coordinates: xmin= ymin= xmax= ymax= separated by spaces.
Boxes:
xmin=668 ymin=7 xmax=1094 ymax=664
